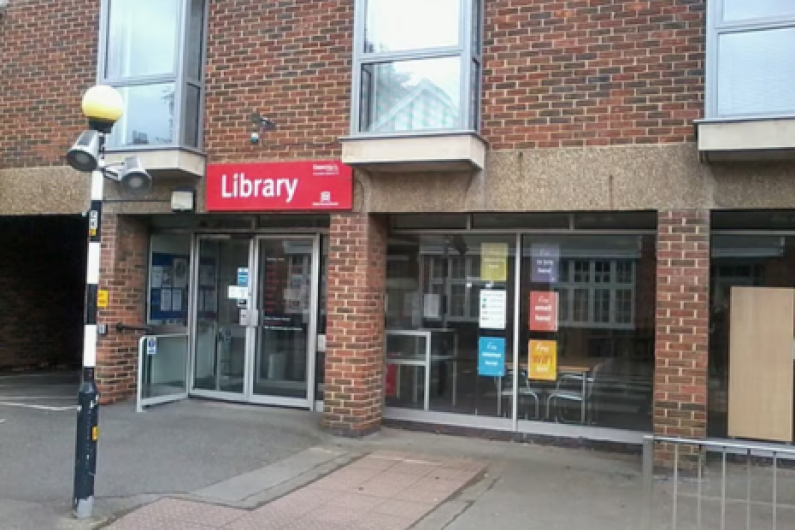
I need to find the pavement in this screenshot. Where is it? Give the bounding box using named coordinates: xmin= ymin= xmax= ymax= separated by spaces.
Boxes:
xmin=2 ymin=372 xmax=795 ymax=530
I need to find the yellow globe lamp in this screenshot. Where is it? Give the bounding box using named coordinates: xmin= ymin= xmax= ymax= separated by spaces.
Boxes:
xmin=81 ymin=85 xmax=124 ymax=134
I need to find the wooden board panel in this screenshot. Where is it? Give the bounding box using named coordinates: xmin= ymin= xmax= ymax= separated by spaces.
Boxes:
xmin=728 ymin=287 xmax=794 ymax=442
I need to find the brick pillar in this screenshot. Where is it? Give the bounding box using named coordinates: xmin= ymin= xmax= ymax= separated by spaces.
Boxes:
xmin=96 ymin=214 xmax=148 ymax=404
xmin=322 ymin=212 xmax=386 ymax=436
xmin=654 ymin=210 xmax=710 ymax=467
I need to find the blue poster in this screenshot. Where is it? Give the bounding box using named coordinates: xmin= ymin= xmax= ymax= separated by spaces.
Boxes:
xmin=478 ymin=337 xmax=506 ymax=377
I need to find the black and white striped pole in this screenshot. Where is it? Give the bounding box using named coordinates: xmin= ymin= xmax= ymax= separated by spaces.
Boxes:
xmin=65 ymin=85 xmax=124 ymax=520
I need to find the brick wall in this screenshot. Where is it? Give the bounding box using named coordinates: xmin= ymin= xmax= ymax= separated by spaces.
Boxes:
xmin=0 ymin=216 xmax=86 ymax=371
xmin=0 ymin=0 xmax=98 ymax=168
xmin=203 ymin=0 xmax=353 ymax=162
xmin=483 ymin=0 xmax=705 ymax=149
xmin=655 ymin=210 xmax=710 ymax=465
xmin=96 ymin=214 xmax=149 ymax=404
xmin=322 ymin=212 xmax=387 ymax=436
xmin=0 ymin=0 xmax=708 ymax=168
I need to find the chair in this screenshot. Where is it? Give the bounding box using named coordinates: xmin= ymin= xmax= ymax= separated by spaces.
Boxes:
xmin=495 ymin=369 xmax=541 ymax=420
xmin=546 ymin=359 xmax=614 ymax=424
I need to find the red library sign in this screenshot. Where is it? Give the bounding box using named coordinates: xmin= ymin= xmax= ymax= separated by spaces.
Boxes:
xmin=205 ymin=160 xmax=353 ymax=212
xmin=529 ymin=291 xmax=558 ymax=332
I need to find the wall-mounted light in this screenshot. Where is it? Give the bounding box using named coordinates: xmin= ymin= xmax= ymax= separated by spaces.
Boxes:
xmin=171 ymin=188 xmax=195 ymax=213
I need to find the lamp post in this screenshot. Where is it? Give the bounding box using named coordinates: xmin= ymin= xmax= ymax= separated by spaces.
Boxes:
xmin=66 ymin=85 xmax=151 ymax=519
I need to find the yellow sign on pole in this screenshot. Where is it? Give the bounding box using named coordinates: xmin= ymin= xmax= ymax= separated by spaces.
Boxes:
xmin=528 ymin=340 xmax=557 ymax=381
xmin=97 ymin=289 xmax=109 ymax=308
xmin=480 ymin=242 xmax=508 ymax=282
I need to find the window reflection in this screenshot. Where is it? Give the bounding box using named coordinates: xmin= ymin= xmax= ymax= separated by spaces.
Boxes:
xmin=360 ymin=58 xmax=461 ymax=133
xmin=106 ymin=0 xmax=180 ymax=78
xmin=364 ymin=0 xmax=460 ymax=53
xmin=385 ymin=232 xmax=656 ymax=432
xmin=386 ymin=234 xmax=515 ymax=417
xmin=109 ymin=83 xmax=175 ymax=147
xmin=722 ymin=0 xmax=795 ymax=22
xmin=708 ymin=235 xmax=794 ymax=438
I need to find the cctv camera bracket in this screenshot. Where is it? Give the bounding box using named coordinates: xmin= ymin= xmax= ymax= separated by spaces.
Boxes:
xmin=251 ymin=112 xmax=276 ymax=132
xmin=100 ymin=162 xmax=124 ymax=183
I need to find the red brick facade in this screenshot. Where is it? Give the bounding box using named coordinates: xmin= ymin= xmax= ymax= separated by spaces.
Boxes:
xmin=95 ymin=214 xmax=149 ymax=404
xmin=654 ymin=210 xmax=710 ymax=462
xmin=203 ymin=0 xmax=352 ymax=162
xmin=0 ymin=0 xmax=98 ymax=168
xmin=481 ymin=0 xmax=705 ymax=149
xmin=322 ymin=213 xmax=387 ymax=436
xmin=0 ymin=0 xmax=728 ymax=447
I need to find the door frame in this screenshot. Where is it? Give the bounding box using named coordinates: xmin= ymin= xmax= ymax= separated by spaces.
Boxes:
xmin=247 ymin=234 xmax=321 ymax=409
xmin=187 ymin=234 xmax=255 ymax=403
xmin=187 ymin=232 xmax=322 ymax=410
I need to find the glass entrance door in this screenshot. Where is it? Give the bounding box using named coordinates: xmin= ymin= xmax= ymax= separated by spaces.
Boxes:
xmin=190 ymin=234 xmax=319 ymax=408
xmin=192 ymin=237 xmax=252 ymax=397
xmin=250 ymin=237 xmax=319 ymax=405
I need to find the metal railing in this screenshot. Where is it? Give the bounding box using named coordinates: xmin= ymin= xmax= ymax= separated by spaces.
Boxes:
xmin=642 ymin=435 xmax=795 ymax=530
xmin=136 ymin=334 xmax=189 ymax=413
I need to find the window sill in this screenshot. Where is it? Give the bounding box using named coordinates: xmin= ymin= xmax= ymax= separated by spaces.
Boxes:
xmin=697 ymin=117 xmax=795 ymax=162
xmin=340 ymin=131 xmax=488 ymax=173
xmin=105 ymin=146 xmax=206 ymax=179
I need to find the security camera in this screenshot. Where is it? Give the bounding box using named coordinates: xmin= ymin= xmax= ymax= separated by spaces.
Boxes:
xmin=250 ymin=131 xmax=260 ymax=145
xmin=66 ymin=130 xmax=101 ymax=172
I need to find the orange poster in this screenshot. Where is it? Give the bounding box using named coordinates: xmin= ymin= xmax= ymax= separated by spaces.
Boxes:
xmin=528 ymin=340 xmax=557 ymax=381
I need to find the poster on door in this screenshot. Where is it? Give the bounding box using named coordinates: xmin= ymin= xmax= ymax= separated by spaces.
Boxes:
xmin=480 ymin=242 xmax=508 ymax=282
xmin=528 ymin=340 xmax=557 ymax=381
xmin=529 ymin=291 xmax=559 ymax=332
xmin=479 ymin=290 xmax=507 ymax=330
xmin=531 ymin=244 xmax=560 ymax=283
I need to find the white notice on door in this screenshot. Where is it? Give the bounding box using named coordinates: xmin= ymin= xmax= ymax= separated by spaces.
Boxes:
xmin=479 ymin=290 xmax=507 ymax=330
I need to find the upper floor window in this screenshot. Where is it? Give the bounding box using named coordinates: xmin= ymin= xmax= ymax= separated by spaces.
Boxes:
xmin=351 ymin=0 xmax=482 ymax=135
xmin=99 ymin=0 xmax=207 ymax=150
xmin=708 ymin=0 xmax=795 ymax=119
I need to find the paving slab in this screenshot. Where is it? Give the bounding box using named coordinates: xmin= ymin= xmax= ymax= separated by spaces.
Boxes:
xmin=105 ymin=451 xmax=485 ymax=530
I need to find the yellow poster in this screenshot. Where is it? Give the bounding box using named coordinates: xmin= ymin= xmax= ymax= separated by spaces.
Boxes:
xmin=481 ymin=242 xmax=508 ymax=282
xmin=528 ymin=340 xmax=557 ymax=381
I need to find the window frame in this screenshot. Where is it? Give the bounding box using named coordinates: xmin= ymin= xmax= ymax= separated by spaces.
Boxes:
xmin=350 ymin=0 xmax=483 ymax=136
xmin=96 ymin=0 xmax=209 ymax=151
xmin=706 ymin=0 xmax=795 ymax=120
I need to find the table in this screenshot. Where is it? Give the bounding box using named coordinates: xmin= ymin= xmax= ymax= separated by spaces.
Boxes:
xmin=502 ymin=358 xmax=601 ymax=423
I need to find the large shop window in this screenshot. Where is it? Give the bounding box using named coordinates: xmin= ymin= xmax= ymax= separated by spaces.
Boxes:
xmin=707 ymin=1 xmax=795 ymax=119
xmin=385 ymin=234 xmax=656 ymax=432
xmin=709 ymin=233 xmax=795 ymax=442
xmin=99 ymin=0 xmax=207 ymax=149
xmin=352 ymin=0 xmax=482 ymax=134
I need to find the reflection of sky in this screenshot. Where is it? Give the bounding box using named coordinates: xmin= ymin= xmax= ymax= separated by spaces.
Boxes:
xmin=366 ymin=0 xmax=461 ymax=100
xmin=717 ymin=28 xmax=795 ymax=116
xmin=109 ymin=84 xmax=174 ymax=147
xmin=106 ymin=0 xmax=179 ymax=146
xmin=106 ymin=0 xmax=179 ymax=78
xmin=723 ymin=0 xmax=795 ymax=22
